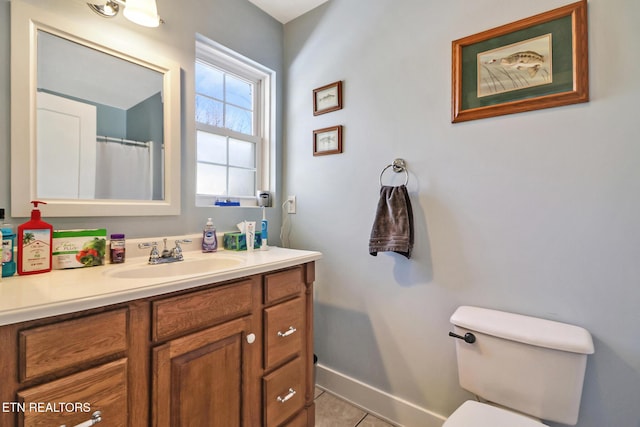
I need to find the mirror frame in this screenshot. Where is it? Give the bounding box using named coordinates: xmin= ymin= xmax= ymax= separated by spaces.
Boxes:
xmin=10 ymin=0 xmax=181 ymax=217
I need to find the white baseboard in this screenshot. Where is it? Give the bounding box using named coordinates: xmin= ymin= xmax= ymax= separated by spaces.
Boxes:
xmin=315 ymin=363 xmax=447 ymax=427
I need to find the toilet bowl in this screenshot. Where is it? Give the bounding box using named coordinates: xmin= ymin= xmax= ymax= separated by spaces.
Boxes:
xmin=443 ymin=400 xmax=548 ymax=427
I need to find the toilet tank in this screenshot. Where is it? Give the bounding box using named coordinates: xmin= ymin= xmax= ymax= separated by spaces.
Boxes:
xmin=450 ymin=306 xmax=594 ymax=425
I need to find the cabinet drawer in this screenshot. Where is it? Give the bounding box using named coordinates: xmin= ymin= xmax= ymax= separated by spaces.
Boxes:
xmin=19 ymin=309 xmax=128 ymax=382
xmin=282 ymin=410 xmax=308 ymax=427
xmin=264 ymin=297 xmax=305 ymax=370
xmin=263 ymin=357 xmax=305 ymax=427
xmin=18 ymin=358 xmax=128 ymax=427
xmin=152 ymin=280 xmax=253 ymax=342
xmin=264 ymin=267 xmax=303 ymax=304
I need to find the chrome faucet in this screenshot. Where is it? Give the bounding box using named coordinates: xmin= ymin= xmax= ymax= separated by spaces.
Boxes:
xmin=139 ymin=238 xmax=192 ymax=265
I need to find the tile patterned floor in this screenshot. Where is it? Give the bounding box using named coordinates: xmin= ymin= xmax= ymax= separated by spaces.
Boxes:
xmin=314 ymin=388 xmax=397 ymax=427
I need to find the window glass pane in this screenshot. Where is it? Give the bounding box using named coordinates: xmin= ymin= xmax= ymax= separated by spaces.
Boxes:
xmin=197 ymin=163 xmax=227 ymax=195
xmin=226 ymin=74 xmax=252 ymax=110
xmin=197 ymin=131 xmax=227 ymax=164
xmin=225 ymin=104 xmax=252 ymax=134
xmin=196 ymin=95 xmax=224 ymax=127
xmin=229 ymin=138 xmax=255 ymax=168
xmin=195 ymin=62 xmax=223 ymax=99
xmin=229 ymin=168 xmax=255 ymax=197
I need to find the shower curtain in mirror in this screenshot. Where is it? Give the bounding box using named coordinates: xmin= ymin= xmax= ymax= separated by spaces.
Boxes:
xmin=95 ymin=140 xmax=152 ymax=200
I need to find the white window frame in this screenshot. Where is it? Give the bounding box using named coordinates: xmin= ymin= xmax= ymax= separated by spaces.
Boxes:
xmin=195 ymin=34 xmax=275 ymax=207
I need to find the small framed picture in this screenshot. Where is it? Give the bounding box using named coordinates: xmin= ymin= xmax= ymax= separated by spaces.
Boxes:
xmin=313 ymin=81 xmax=343 ymax=115
xmin=313 ymin=125 xmax=343 ymax=156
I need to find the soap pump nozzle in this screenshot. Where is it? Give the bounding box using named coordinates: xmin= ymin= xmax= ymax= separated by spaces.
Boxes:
xmin=30 ymin=200 xmax=47 ymax=220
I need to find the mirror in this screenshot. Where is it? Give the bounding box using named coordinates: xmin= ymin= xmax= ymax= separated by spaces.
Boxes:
xmin=37 ymin=30 xmax=165 ymax=201
xmin=36 ymin=30 xmax=164 ymax=200
xmin=11 ymin=0 xmax=181 ymax=217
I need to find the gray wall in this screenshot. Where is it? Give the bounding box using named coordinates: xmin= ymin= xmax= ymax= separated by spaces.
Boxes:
xmin=284 ymin=0 xmax=640 ymax=426
xmin=0 ymin=0 xmax=284 ymax=237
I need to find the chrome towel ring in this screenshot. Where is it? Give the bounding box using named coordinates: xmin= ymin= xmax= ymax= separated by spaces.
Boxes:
xmin=379 ymin=158 xmax=409 ymax=186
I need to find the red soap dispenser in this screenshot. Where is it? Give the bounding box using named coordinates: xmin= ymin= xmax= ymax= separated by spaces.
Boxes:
xmin=17 ymin=201 xmax=53 ymax=275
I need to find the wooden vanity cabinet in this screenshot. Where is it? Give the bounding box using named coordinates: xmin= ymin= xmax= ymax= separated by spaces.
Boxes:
xmin=150 ymin=277 xmax=262 ymax=427
xmin=262 ymin=266 xmax=315 ymax=426
xmin=0 ymin=307 xmax=135 ymax=427
xmin=0 ymin=261 xmax=315 ymax=427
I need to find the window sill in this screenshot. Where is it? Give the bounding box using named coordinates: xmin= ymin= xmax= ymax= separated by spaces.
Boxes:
xmin=196 ymin=194 xmax=271 ymax=208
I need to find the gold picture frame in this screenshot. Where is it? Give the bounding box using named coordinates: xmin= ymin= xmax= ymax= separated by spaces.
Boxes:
xmin=451 ymin=0 xmax=588 ymax=123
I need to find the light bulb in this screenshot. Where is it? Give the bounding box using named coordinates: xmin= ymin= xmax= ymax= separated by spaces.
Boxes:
xmin=123 ymin=0 xmax=160 ymax=27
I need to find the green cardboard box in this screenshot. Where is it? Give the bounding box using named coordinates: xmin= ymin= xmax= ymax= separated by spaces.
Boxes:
xmin=223 ymin=232 xmax=262 ymax=251
xmin=52 ymin=229 xmax=107 ymax=269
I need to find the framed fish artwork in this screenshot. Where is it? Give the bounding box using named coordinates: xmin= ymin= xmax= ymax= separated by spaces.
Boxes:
xmin=313 ymin=125 xmax=343 ymax=156
xmin=451 ymin=0 xmax=588 ymax=123
xmin=313 ymin=81 xmax=343 ymax=115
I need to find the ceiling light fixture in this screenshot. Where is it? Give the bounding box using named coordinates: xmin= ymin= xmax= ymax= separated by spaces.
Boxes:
xmin=87 ymin=0 xmax=161 ymax=28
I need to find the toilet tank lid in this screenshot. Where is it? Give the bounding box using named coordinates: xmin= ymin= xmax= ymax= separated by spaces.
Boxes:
xmin=450 ymin=306 xmax=594 ymax=354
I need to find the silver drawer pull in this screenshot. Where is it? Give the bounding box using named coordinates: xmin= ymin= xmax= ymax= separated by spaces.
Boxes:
xmin=277 ymin=326 xmax=297 ymax=338
xmin=276 ymin=388 xmax=296 ymax=403
xmin=60 ymin=411 xmax=102 ymax=427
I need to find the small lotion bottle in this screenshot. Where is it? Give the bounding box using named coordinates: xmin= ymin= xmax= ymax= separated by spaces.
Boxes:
xmin=17 ymin=201 xmax=53 ymax=275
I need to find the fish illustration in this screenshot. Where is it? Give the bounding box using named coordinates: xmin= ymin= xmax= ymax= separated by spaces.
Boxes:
xmin=318 ymin=93 xmax=336 ymax=103
xmin=487 ymin=51 xmax=545 ymax=77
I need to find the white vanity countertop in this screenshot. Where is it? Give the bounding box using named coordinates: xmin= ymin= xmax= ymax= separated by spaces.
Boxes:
xmin=0 ymin=246 xmax=322 ymax=326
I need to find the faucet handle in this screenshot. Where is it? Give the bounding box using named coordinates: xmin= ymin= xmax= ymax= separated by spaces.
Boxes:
xmin=138 ymin=241 xmax=160 ymax=263
xmin=137 ymin=241 xmax=159 ymax=249
xmin=149 ymin=245 xmax=160 ymax=260
xmin=173 ymin=239 xmax=192 ymax=251
xmin=171 ymin=239 xmax=191 ymax=261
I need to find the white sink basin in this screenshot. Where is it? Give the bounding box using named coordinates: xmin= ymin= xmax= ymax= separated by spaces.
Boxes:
xmin=105 ymin=255 xmax=243 ymax=279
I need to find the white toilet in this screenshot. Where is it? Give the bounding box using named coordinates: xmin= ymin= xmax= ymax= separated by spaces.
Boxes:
xmin=445 ymin=306 xmax=594 ymax=427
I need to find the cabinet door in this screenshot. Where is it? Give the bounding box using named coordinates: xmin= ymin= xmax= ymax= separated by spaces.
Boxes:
xmin=152 ymin=316 xmax=256 ymax=427
xmin=17 ymin=359 xmax=127 ymax=427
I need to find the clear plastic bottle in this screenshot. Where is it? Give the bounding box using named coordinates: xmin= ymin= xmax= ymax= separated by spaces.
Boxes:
xmin=202 ymin=218 xmax=217 ymax=253
xmin=0 ymin=209 xmax=16 ymax=277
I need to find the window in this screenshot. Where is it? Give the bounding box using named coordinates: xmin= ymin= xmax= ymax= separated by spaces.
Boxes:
xmin=195 ymin=35 xmax=274 ymax=206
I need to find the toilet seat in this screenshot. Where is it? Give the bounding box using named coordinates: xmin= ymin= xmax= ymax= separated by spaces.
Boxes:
xmin=443 ymin=400 xmax=549 ymax=427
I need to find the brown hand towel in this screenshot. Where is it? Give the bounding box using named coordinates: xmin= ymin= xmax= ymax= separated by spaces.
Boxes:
xmin=369 ymin=185 xmax=414 ymax=259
